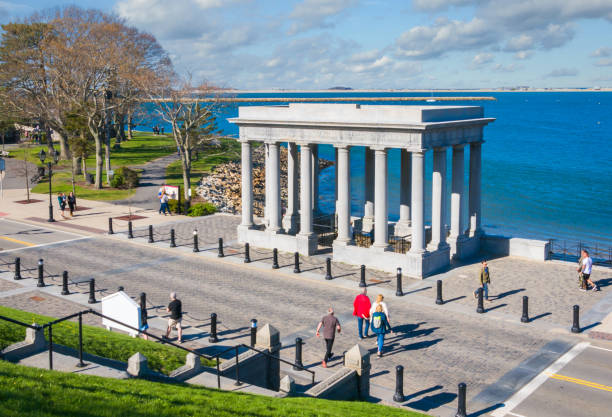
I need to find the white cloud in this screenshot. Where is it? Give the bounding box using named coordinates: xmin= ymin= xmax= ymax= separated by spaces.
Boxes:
xmin=594 ymin=58 xmax=612 ymax=67
xmin=471 ymin=52 xmax=494 ymax=68
xmin=514 ymin=50 xmax=533 ymax=60
xmin=591 ymin=47 xmax=612 ymax=57
xmin=412 ymin=0 xmax=483 ymax=12
xmin=288 ymin=0 xmax=357 ymax=35
xmin=545 ymin=68 xmax=578 ymax=77
xmin=492 ymin=63 xmax=521 ymax=72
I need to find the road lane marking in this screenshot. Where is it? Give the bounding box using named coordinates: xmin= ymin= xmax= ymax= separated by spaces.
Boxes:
xmin=0 ymin=236 xmax=93 ymax=253
xmin=546 ymin=373 xmax=612 ymax=392
xmin=0 ymin=218 xmax=86 ymax=238
xmin=0 ymin=235 xmax=35 ymax=247
xmin=490 ymin=342 xmax=591 ymax=417
xmin=589 ymin=345 xmax=612 ymax=353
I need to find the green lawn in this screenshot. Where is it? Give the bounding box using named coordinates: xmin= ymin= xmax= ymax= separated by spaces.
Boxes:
xmin=0 ymin=305 xmax=214 ymax=375
xmin=8 ymin=132 xmax=176 ymax=170
xmin=0 ymin=361 xmax=428 ymax=417
xmin=15 ymin=132 xmax=175 ymax=201
xmin=165 ymin=138 xmax=243 ymax=196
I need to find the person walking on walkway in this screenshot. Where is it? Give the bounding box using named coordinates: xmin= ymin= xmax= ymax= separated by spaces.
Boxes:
xmin=353 ymin=288 xmax=371 ymax=339
xmin=370 ymin=294 xmax=390 ymax=326
xmin=57 ymin=192 xmax=67 ymax=218
xmin=159 ymin=190 xmax=170 ymax=215
xmin=474 ymin=260 xmax=491 ymax=301
xmin=578 ymin=250 xmax=599 ymax=291
xmin=164 ymin=292 xmax=183 ymax=343
xmin=67 ymin=192 xmax=77 ymax=217
xmin=316 ymin=307 xmax=341 ymax=368
xmin=371 ymin=304 xmax=392 ymax=358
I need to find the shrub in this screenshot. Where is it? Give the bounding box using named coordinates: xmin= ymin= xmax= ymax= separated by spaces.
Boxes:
xmin=188 ymin=202 xmax=216 ymax=217
xmin=167 ymin=199 xmax=180 ymax=213
xmin=110 ymin=166 xmax=139 ymax=189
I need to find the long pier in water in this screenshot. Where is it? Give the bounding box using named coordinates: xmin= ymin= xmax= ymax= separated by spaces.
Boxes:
xmin=151 ymin=96 xmax=496 ymax=103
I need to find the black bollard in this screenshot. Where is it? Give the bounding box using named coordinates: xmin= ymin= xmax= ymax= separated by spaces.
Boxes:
xmin=521 ymin=296 xmax=530 ymax=323
xmin=118 ymin=286 xmax=124 ymax=292
xmin=455 ymin=383 xmax=467 ymax=417
xmin=359 ymin=265 xmax=366 ymax=287
xmin=193 ymin=230 xmax=199 ymax=252
xmin=88 ymin=279 xmax=96 ymax=304
xmin=571 ymin=305 xmax=581 ymax=333
xmin=108 ymin=217 xmax=114 ymax=234
xmin=476 ymin=287 xmax=484 ymax=313
xmin=14 ymin=257 xmax=21 ymax=280
xmin=272 ymin=248 xmax=279 ymax=269
xmin=37 ymin=259 xmax=45 ymax=287
xmin=170 ymin=229 xmax=176 ymax=248
xmin=244 ymin=243 xmax=251 ymax=263
xmin=61 ymin=271 xmax=69 ymax=295
xmin=396 ymin=267 xmax=404 ymax=296
xmin=293 ymin=337 xmax=304 ymax=370
xmin=250 ymin=319 xmax=258 ymax=347
xmin=218 ymin=238 xmax=224 ymax=257
xmin=294 ymin=252 xmax=300 ymax=273
xmin=140 ymin=292 xmax=147 ymax=329
xmin=209 ymin=313 xmax=219 ymax=343
xmin=128 ymin=220 xmax=133 ymax=239
xmin=148 ymin=225 xmax=154 ymax=243
xmin=325 ymin=257 xmax=332 ymax=280
xmin=393 ymin=365 xmax=404 ymax=402
xmin=436 ymin=280 xmax=444 ymax=305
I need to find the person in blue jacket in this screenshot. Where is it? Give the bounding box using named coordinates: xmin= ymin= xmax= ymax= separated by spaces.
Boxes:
xmin=370 ymin=304 xmax=392 ymax=357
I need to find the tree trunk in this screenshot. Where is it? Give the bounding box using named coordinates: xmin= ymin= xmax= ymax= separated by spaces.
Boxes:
xmin=117 ymin=114 xmax=126 ymax=142
xmin=46 ymin=126 xmax=54 ymax=154
xmin=23 ymin=157 xmax=30 ymax=202
xmin=181 ymin=150 xmax=192 ymax=203
xmin=94 ymin=132 xmax=103 ymax=189
xmin=58 ymin=131 xmax=70 ymax=160
xmin=74 ymin=156 xmax=82 ymax=175
xmin=82 ymin=157 xmax=87 ymax=181
xmin=104 ymin=135 xmax=111 ymax=186
xmin=127 ymin=113 xmax=133 ymax=140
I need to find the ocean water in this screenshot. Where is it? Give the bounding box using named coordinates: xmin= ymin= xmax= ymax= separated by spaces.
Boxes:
xmin=145 ymin=92 xmax=612 ymax=248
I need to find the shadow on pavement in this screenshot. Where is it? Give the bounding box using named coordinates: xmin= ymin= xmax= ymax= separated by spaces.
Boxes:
xmin=468 ymin=403 xmax=504 ymax=416
xmin=405 ymin=391 xmax=456 ymax=411
xmin=491 ymin=288 xmax=525 ymax=300
xmin=403 ymin=385 xmax=443 ymax=402
xmin=530 ymin=312 xmax=552 ymax=322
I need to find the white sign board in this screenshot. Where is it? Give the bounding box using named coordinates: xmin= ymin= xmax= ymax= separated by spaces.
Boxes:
xmin=101 ymin=291 xmax=142 ymax=337
xmin=159 ymin=185 xmax=179 ymax=200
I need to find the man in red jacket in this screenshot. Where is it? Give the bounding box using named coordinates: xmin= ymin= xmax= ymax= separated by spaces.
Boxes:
xmin=353 ymin=288 xmax=371 ymax=339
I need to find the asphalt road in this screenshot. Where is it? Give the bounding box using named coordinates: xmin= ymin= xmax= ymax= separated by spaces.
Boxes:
xmin=0 ymin=218 xmax=85 ymax=252
xmin=1 ymin=226 xmax=583 ymax=417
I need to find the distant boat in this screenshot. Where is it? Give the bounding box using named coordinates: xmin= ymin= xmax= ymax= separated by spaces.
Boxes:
xmin=426 ymin=90 xmax=436 ymax=102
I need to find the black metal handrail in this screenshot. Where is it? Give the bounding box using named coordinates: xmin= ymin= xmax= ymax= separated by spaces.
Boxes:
xmin=239 ymin=343 xmax=315 ymax=385
xmin=0 ymin=314 xmax=41 ymax=330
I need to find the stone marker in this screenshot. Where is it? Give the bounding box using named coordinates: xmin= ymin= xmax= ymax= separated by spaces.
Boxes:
xmin=344 ymin=344 xmax=371 ymax=399
xmin=127 ymin=352 xmax=149 ymax=377
xmin=280 ymin=375 xmax=295 ymax=394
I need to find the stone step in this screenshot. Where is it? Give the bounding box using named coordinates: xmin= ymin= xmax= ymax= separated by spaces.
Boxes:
xmin=186 ymin=369 xmax=284 ymax=397
xmin=15 ymin=344 xmax=129 ymax=379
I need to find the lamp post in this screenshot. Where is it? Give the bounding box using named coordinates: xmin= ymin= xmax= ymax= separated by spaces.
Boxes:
xmin=39 ymin=148 xmax=59 ymax=222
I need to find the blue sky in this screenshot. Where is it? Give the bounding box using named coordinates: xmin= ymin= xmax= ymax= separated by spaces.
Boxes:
xmin=2 ymin=0 xmax=612 ymax=89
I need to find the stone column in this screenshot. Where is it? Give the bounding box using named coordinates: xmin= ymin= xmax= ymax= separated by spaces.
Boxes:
xmin=429 ymin=147 xmax=448 ymax=250
xmin=469 ymin=141 xmax=483 ymax=236
xmin=282 ymin=142 xmax=299 ymax=234
xmin=299 ymin=144 xmax=313 ymax=236
xmin=311 ymin=144 xmax=320 ymax=215
xmin=362 ymin=147 xmax=375 ymax=232
xmin=395 ymin=149 xmax=411 ymax=236
xmin=335 ymin=145 xmax=351 ymax=244
xmin=266 ymin=142 xmax=281 ymax=232
xmin=409 ymin=151 xmax=426 ymax=253
xmin=263 ymin=143 xmax=270 ymax=226
xmin=450 ymin=145 xmax=465 ymax=240
xmin=334 ymin=147 xmax=339 ymax=216
xmin=240 ymin=141 xmax=253 ymax=228
xmin=373 ymin=148 xmax=388 ymax=249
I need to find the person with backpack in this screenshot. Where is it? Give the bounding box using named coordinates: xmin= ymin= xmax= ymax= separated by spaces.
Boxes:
xmin=370 ymin=304 xmax=392 ymax=358
xmin=370 ymin=294 xmax=390 ymax=325
xmin=474 ymin=260 xmax=491 ymax=301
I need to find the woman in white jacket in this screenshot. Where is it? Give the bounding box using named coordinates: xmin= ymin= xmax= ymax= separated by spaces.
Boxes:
xmin=370 ymin=294 xmax=390 ymax=325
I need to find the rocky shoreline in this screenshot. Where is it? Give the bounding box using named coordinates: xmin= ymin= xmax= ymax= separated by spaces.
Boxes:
xmin=196 ymin=146 xmax=333 ymax=215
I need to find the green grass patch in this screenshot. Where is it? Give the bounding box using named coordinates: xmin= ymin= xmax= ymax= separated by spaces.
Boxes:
xmin=0 ymin=361 xmax=429 ymax=417
xmin=30 ymin=171 xmax=134 ymax=201
xmin=165 ymin=137 xmax=242 ymax=196
xmin=0 ymin=305 xmax=214 ymax=375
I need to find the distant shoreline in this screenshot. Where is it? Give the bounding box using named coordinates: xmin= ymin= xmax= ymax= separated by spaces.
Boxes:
xmin=227 ymin=88 xmax=612 ymax=93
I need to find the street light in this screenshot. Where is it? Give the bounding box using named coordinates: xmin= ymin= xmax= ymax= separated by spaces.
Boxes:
xmin=39 ymin=148 xmax=59 ymax=222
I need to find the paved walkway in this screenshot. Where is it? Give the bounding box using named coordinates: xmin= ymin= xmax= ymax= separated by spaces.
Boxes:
xmin=111 ymin=153 xmax=179 ymax=210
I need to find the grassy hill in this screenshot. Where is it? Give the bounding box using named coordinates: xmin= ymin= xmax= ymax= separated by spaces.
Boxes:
xmin=0 ymin=361 xmax=428 ymax=417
